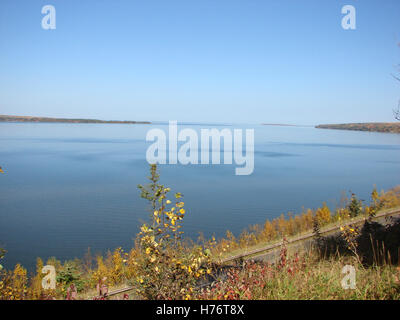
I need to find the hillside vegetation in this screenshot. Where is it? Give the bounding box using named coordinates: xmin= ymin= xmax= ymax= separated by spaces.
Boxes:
xmin=0 ymin=115 xmax=150 ymax=124
xmin=316 ymin=122 xmax=400 ymax=133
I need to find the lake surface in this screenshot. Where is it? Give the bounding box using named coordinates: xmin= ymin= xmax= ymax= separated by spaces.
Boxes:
xmin=0 ymin=122 xmax=399 ymax=270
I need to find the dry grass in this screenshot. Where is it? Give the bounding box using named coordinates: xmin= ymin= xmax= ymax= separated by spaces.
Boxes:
xmin=196 ymin=249 xmax=400 ymax=300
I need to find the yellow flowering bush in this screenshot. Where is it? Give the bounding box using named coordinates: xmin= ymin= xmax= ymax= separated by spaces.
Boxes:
xmin=339 ymin=223 xmax=361 ymax=264
xmin=134 ymin=164 xmax=213 ymax=299
xmin=28 ymin=258 xmax=48 ymax=299
xmin=315 ymin=202 xmax=331 ymax=225
xmin=89 ymin=247 xmax=130 ymax=288
xmin=0 ymin=264 xmax=28 ymax=300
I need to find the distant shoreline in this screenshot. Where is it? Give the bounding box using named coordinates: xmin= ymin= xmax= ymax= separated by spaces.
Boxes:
xmin=316 ymin=122 xmax=400 ymax=134
xmin=262 ymin=123 xmax=312 ymax=127
xmin=0 ymin=115 xmax=151 ymax=124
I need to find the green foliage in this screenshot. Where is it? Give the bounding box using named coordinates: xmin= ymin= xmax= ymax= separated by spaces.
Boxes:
xmin=138 ymin=164 xmax=162 ymax=213
xmin=56 ymin=261 xmax=87 ymax=293
xmin=348 ymin=193 xmax=363 ymax=218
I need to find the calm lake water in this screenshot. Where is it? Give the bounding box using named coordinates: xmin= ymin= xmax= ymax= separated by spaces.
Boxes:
xmin=0 ymin=122 xmax=399 ymax=270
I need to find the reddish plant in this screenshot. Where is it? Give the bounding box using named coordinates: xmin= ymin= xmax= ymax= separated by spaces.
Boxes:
xmin=66 ymin=284 xmax=77 ymax=300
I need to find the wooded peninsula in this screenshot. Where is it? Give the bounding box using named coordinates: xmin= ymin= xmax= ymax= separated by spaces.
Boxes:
xmin=316 ymin=122 xmax=400 ymax=133
xmin=0 ymin=115 xmax=151 ymax=124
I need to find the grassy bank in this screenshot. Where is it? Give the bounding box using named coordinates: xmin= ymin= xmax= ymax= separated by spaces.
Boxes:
xmin=218 ymin=206 xmax=400 ymax=264
xmin=214 ymin=186 xmax=400 ymax=261
xmin=196 ymin=249 xmax=400 ymax=300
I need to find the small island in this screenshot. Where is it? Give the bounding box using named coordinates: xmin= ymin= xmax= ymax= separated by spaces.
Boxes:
xmin=0 ymin=115 xmax=151 ymax=124
xmin=316 ymin=122 xmax=400 ymax=134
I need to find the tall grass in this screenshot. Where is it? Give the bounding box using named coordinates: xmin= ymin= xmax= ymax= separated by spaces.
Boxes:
xmin=196 ymin=247 xmax=400 ymax=300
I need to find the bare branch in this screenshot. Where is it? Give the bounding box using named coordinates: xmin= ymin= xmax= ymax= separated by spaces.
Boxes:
xmin=393 ymin=73 xmax=400 ymax=82
xmin=394 ymin=100 xmax=400 ymax=121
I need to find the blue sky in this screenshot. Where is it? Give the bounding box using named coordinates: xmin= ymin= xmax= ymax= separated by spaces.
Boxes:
xmin=0 ymin=0 xmax=399 ymax=125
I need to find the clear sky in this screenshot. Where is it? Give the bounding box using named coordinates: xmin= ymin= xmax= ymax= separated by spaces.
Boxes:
xmin=0 ymin=0 xmax=399 ymax=125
